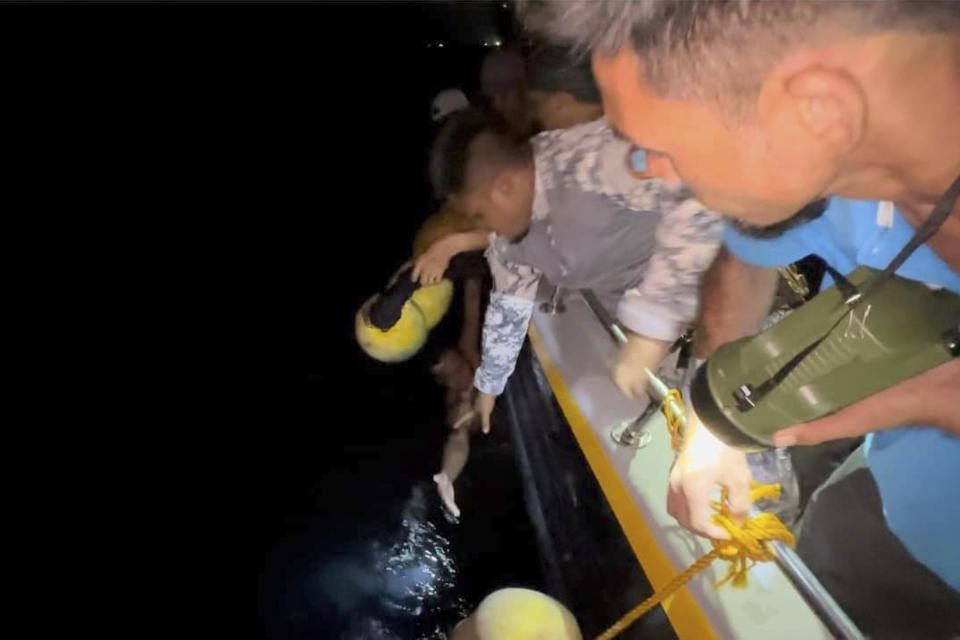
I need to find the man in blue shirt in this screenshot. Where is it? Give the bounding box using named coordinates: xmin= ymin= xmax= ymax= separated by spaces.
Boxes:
xmin=722 ymin=199 xmax=960 ymax=634
xmin=526 ymin=1 xmax=960 ymax=636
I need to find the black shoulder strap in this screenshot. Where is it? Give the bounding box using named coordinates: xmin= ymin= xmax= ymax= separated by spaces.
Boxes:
xmin=733 ymin=170 xmax=960 ymax=412
xmin=859 ymin=171 xmax=960 ymax=298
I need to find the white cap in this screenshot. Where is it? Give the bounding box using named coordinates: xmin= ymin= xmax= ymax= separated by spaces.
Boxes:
xmin=431 ymin=88 xmax=469 ymax=122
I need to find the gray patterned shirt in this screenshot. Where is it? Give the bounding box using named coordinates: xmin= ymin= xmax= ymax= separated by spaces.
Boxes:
xmin=474 ymin=119 xmax=722 ymax=396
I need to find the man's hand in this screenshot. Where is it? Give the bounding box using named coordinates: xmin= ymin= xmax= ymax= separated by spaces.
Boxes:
xmin=773 ymin=359 xmax=960 ymax=447
xmin=667 ymin=408 xmax=753 ymax=539
xmin=412 ymin=240 xmax=457 ymax=286
xmin=612 ymin=333 xmax=670 ymax=398
xmin=474 ymin=391 xmax=496 ymax=434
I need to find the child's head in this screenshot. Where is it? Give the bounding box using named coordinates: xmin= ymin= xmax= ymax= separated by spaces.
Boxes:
xmin=527 ymin=46 xmax=603 ymax=131
xmin=430 ymin=109 xmax=535 ymax=241
xmin=480 ymin=48 xmax=532 ymax=137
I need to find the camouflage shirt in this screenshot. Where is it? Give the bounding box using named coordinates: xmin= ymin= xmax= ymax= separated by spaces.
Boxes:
xmin=475 ymin=119 xmax=722 ymax=396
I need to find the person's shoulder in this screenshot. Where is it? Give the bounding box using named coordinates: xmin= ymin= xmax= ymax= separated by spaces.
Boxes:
xmin=412 ymin=206 xmax=475 ymax=257
xmin=818 ymin=197 xmax=894 ymax=251
xmin=532 ymin=118 xmax=612 ymax=156
xmin=554 ymin=117 xmax=610 ymax=139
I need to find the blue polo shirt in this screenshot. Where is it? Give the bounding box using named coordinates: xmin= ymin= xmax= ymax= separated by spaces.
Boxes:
xmin=724 ymin=198 xmax=960 ymax=591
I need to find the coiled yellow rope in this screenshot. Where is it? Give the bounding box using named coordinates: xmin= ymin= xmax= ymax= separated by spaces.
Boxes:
xmin=662 ymin=387 xmax=686 ymax=453
xmin=594 ymin=390 xmax=795 ymax=640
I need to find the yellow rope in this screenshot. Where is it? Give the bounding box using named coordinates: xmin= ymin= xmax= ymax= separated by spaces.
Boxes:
xmin=593 ymin=391 xmax=795 ymax=640
xmin=594 ymin=549 xmax=721 ymax=640
xmin=710 ymin=484 xmax=795 ymax=589
xmin=662 ymin=387 xmax=686 ymax=453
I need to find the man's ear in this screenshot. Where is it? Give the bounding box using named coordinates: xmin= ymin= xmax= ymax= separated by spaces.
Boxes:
xmin=782 ymin=67 xmax=866 ymax=154
xmin=492 ymin=169 xmax=516 ymax=200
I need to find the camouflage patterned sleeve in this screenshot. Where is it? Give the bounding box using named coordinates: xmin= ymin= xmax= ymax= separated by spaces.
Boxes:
xmin=617 ymin=197 xmax=723 ymax=341
xmin=473 ymin=241 xmax=541 ymax=396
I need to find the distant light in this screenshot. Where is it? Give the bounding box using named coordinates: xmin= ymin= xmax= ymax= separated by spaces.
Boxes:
xmin=438 ymin=42 xmax=444 ymax=48
xmin=501 ymin=2 xmax=508 ymax=7
xmin=494 ymin=39 xmax=502 ymax=47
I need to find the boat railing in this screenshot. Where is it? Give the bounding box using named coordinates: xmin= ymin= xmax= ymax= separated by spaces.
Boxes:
xmin=575 ymin=286 xmax=865 ymax=640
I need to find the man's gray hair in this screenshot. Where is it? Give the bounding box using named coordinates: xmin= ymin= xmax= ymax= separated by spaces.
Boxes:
xmin=520 ymin=0 xmax=960 ymax=110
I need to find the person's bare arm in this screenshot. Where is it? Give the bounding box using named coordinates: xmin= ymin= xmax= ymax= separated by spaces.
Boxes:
xmin=774 ymin=359 xmax=960 ymax=445
xmin=694 ymin=246 xmax=779 ymax=358
xmin=458 ymin=277 xmax=482 ymax=370
xmin=412 ymin=230 xmax=490 ymax=285
xmin=616 ymin=241 xmax=773 ymax=399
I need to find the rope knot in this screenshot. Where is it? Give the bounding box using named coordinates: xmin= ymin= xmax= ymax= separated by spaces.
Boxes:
xmin=662 ymin=387 xmax=685 ymax=452
xmin=595 ymin=385 xmax=799 ymax=639
xmin=709 ymin=483 xmax=796 ymax=588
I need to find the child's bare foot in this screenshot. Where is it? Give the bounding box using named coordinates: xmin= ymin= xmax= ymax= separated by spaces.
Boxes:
xmin=433 ymin=472 xmax=461 ymax=519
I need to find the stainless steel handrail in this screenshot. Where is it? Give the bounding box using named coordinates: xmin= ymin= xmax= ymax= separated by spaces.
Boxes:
xmin=579 ymin=289 xmax=630 ymax=345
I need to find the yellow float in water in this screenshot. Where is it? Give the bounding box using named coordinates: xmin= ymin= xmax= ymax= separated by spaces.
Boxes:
xmin=354 ymin=294 xmax=429 ymax=363
xmin=474 ymin=588 xmax=582 ymax=640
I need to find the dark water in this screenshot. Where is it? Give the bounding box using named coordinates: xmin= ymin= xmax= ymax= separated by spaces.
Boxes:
xmin=256 ymin=5 xmax=545 ymax=638
xmin=257 ymin=357 xmax=545 ymax=640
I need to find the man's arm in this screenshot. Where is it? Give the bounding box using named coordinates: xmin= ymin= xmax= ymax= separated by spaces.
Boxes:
xmin=668 ymin=247 xmax=959 ymax=540
xmin=774 ymin=359 xmax=960 ymax=445
xmin=412 ymin=230 xmax=491 ymax=286
xmin=473 ymin=242 xmax=541 ymax=432
xmin=613 ymin=196 xmax=725 ymax=397
xmin=694 ymin=246 xmax=780 ymax=358
xmin=667 ymin=247 xmax=780 ymax=539
xmin=458 ymin=277 xmax=483 ymax=370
